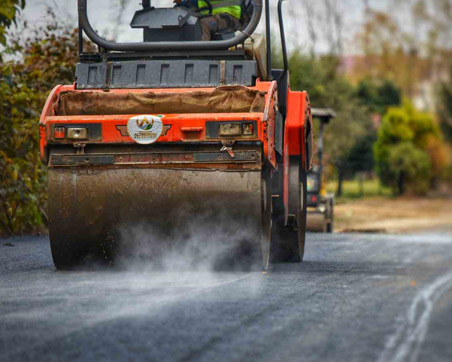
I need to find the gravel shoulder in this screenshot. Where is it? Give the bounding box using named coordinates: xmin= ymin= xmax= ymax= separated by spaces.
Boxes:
xmin=333 ymin=197 xmax=452 ymax=234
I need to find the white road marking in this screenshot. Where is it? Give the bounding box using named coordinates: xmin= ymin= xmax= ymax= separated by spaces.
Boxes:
xmin=378 ymin=270 xmax=452 ymax=362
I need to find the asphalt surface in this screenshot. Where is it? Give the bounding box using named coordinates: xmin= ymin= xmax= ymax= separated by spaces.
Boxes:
xmin=1 ymin=232 xmax=452 ymax=362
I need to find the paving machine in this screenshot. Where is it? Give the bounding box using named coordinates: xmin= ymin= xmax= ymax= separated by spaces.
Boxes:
xmin=39 ymin=0 xmax=314 ymax=269
xmin=306 ymin=108 xmax=335 ymax=233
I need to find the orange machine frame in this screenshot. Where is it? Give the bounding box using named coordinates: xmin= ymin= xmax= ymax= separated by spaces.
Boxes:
xmin=40 ymin=80 xmax=281 ymax=166
xmin=40 ymin=79 xmax=312 ymax=216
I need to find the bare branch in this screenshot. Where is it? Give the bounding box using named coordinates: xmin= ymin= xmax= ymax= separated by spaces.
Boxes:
xmin=111 ymin=0 xmax=131 ymax=41
xmin=302 ymin=0 xmax=318 ymax=56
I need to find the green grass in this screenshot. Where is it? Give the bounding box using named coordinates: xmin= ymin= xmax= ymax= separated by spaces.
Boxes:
xmin=326 ymin=178 xmax=392 ymax=200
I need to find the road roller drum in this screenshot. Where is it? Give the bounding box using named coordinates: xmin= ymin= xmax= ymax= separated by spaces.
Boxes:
xmin=48 ymin=166 xmax=265 ymax=269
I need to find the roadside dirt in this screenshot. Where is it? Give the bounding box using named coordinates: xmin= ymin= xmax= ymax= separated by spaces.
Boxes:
xmin=334 ymin=197 xmax=452 ymax=234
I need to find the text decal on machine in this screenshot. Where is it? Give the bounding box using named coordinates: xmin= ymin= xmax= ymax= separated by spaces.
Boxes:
xmin=127 ymin=115 xmax=164 ymax=145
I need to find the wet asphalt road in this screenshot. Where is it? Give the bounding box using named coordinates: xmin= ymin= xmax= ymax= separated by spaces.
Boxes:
xmin=1 ymin=233 xmax=452 ymax=362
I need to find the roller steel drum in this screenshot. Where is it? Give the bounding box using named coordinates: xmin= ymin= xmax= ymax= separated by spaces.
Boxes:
xmin=48 ymin=168 xmax=263 ymax=269
xmin=306 ymin=213 xmax=327 ymax=232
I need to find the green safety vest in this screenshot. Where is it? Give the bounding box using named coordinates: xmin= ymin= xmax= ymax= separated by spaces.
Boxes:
xmin=198 ymin=0 xmax=242 ymax=20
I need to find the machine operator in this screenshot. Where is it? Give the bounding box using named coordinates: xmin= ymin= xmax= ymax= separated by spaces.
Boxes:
xmin=173 ymin=0 xmax=243 ymax=41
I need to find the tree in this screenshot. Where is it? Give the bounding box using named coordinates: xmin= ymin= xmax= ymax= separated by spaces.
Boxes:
xmin=346 ymin=133 xmax=377 ymax=174
xmin=355 ymin=79 xmax=401 ymax=115
xmin=110 ymin=0 xmax=132 ymax=41
xmin=437 ymin=65 xmax=452 ymax=142
xmin=286 ymin=52 xmax=372 ymax=196
xmin=0 ymin=0 xmax=25 ymax=46
xmin=374 ymin=100 xmax=446 ymax=195
xmin=387 ymin=142 xmax=431 ymax=195
xmin=0 ymin=17 xmax=79 ymax=235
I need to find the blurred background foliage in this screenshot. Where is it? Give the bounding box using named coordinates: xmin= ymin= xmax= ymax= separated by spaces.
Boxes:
xmin=0 ymin=0 xmax=451 ymax=235
xmin=0 ymin=0 xmax=25 ymax=47
xmin=1 ymin=2 xmax=79 ymax=235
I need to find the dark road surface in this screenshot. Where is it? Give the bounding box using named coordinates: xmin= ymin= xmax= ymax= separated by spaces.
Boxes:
xmin=1 ymin=233 xmax=452 ymax=362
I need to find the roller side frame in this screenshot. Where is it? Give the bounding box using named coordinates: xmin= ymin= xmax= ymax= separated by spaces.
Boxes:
xmin=270 ymin=90 xmax=313 ymax=263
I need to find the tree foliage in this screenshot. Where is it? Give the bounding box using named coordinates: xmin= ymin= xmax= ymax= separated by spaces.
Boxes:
xmin=354 ymin=0 xmax=452 ymax=112
xmin=387 ymin=143 xmax=431 ymax=195
xmin=374 ymin=100 xmax=447 ymax=195
xmin=272 ymin=51 xmax=376 ymax=195
xmin=355 ymin=79 xmax=401 ymax=115
xmin=437 ymin=65 xmax=452 ymax=142
xmin=0 ymin=19 xmax=79 ymax=235
xmin=0 ymin=0 xmax=25 ymax=46
xmin=346 ymin=133 xmax=377 ymax=174
xmin=285 ymin=53 xmax=373 ymax=167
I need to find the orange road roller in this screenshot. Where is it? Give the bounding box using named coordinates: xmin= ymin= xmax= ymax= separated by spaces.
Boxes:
xmin=39 ymin=0 xmax=313 ymax=269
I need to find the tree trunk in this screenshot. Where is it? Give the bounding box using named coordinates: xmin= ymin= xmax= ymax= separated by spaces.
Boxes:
xmin=397 ymin=171 xmax=405 ymax=195
xmin=358 ymin=172 xmax=364 ymax=197
xmin=336 ymin=162 xmax=344 ymax=197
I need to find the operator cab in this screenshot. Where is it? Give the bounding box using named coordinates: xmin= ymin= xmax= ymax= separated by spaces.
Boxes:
xmin=307 ymin=165 xmax=321 ymax=194
xmin=76 ymin=0 xmax=271 ymax=90
xmin=307 ymin=108 xmax=335 ymax=207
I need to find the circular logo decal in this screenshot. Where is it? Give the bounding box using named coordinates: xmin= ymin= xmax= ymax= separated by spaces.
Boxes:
xmin=127 ymin=115 xmax=164 ymax=145
xmin=137 ymin=117 xmax=154 ymax=131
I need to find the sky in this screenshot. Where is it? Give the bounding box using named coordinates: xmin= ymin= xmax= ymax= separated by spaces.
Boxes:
xmin=19 ymin=0 xmax=390 ymax=55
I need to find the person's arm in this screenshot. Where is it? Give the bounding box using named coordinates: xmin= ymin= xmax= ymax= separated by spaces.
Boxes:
xmin=173 ymin=0 xmax=198 ymax=7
